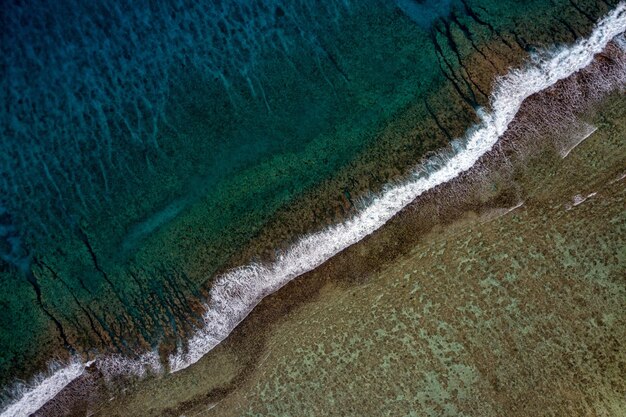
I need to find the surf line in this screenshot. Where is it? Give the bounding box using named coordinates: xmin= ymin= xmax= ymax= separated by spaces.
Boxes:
xmin=169 ymin=3 xmax=626 ymax=372
xmin=2 ymin=4 xmax=625 ymax=417
xmin=0 ymin=359 xmax=88 ymax=417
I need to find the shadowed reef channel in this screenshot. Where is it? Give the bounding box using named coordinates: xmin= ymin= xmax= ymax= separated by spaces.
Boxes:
xmin=0 ymin=0 xmax=623 ymax=411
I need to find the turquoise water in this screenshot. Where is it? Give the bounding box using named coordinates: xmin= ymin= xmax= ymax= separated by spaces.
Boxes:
xmin=0 ymin=0 xmax=617 ymax=394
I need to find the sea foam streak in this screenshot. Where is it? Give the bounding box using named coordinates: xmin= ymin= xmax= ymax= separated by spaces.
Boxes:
xmin=2 ymin=4 xmax=625 ymax=416
xmin=169 ymin=3 xmax=626 ymax=372
xmin=0 ymin=351 xmax=165 ymax=417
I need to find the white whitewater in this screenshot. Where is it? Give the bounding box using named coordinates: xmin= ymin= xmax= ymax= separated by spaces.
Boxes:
xmin=2 ymin=3 xmax=625 ymax=416
xmin=0 ymin=350 xmax=163 ymax=417
xmin=560 ymin=122 xmax=598 ymax=158
xmin=0 ymin=359 xmax=88 ymax=417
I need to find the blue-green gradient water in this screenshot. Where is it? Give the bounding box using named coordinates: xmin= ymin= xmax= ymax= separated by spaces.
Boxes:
xmin=0 ymin=0 xmax=618 ymax=396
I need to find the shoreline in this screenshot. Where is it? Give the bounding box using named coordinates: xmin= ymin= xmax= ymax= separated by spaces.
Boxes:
xmin=4 ymin=4 xmax=625 ymax=415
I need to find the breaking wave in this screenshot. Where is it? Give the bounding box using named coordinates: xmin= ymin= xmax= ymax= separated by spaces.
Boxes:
xmin=0 ymin=359 xmax=87 ymax=417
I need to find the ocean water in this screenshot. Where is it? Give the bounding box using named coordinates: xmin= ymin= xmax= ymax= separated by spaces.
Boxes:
xmin=0 ymin=0 xmax=623 ymax=414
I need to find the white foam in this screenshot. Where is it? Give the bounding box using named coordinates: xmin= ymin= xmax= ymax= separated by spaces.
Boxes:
xmin=565 ymin=191 xmax=598 ymax=210
xmin=560 ymin=123 xmax=598 ymax=158
xmin=0 ymin=351 xmax=164 ymax=417
xmin=0 ymin=358 xmax=89 ymax=417
xmin=96 ymin=351 xmax=163 ymax=380
xmin=168 ymin=3 xmax=626 ymax=372
xmin=3 ymin=4 xmax=626 ymax=415
xmin=480 ymin=201 xmax=525 ymax=224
